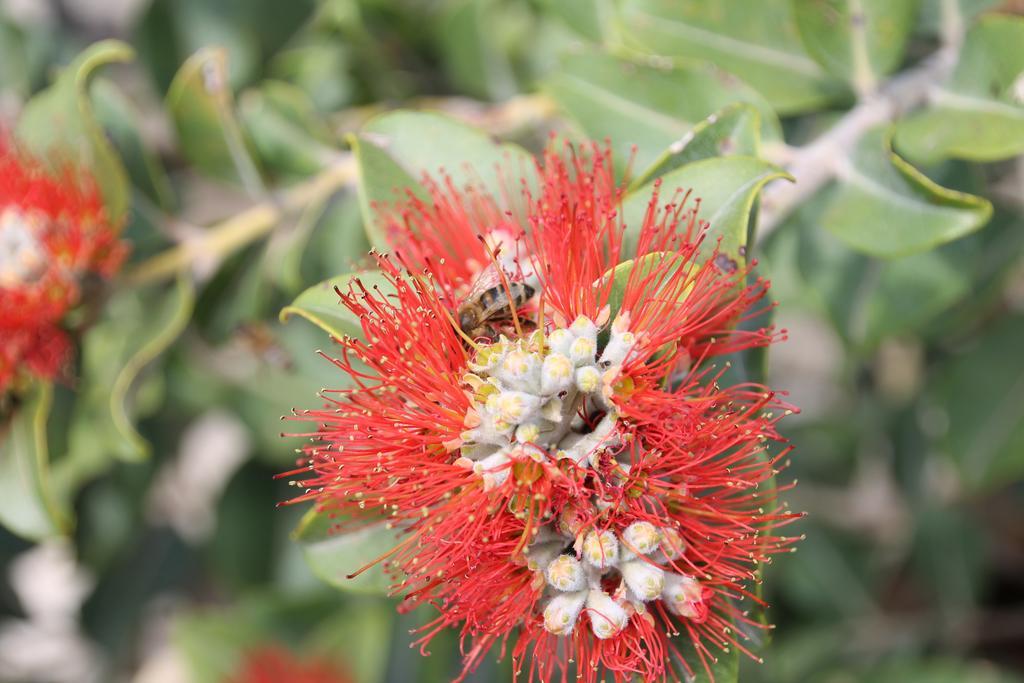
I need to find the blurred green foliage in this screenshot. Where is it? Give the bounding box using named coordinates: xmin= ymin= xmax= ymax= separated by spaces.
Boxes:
xmin=0 ymin=1 xmax=1022 ymax=682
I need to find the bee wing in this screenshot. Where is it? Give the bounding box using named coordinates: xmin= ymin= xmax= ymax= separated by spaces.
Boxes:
xmin=462 ymin=264 xmax=506 ymax=303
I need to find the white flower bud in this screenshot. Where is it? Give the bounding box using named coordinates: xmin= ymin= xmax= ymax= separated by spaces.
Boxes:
xmin=621 ymin=560 xmax=665 ymax=601
xmin=496 ymin=348 xmax=541 ymax=393
xmin=582 ymin=530 xmax=619 ymax=569
xmin=585 ymin=589 xmax=629 ymax=639
xmin=662 ymin=573 xmax=705 ymax=618
xmin=540 ymin=353 xmax=574 ymax=395
xmin=659 ymin=527 xmax=687 ymax=561
xmin=570 ymin=315 xmax=598 ymax=339
xmin=547 ymin=328 xmax=574 ymax=356
xmin=599 ymin=329 xmax=637 ymax=367
xmin=524 ymin=540 xmax=563 ymax=571
xmin=575 ymin=365 xmax=601 ymax=393
xmin=473 ymin=450 xmax=511 ymax=490
xmin=515 ymin=422 xmax=541 ymax=444
xmin=545 ymin=554 xmax=587 ymax=592
xmin=622 ymin=522 xmax=661 ymax=556
xmin=492 ymin=391 xmax=540 ymax=424
xmin=570 ymin=336 xmax=597 ymax=366
xmin=543 ymin=590 xmax=587 ymax=635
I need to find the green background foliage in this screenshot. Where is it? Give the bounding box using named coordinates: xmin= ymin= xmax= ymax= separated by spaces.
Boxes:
xmin=0 ymin=0 xmax=1022 ymax=682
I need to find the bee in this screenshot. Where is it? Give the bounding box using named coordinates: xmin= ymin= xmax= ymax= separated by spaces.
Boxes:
xmin=456 ymin=267 xmax=536 ymax=342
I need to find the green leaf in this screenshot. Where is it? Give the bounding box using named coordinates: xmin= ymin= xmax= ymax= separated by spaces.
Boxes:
xmin=352 ymin=111 xmax=531 ymax=250
xmin=631 ymin=102 xmax=764 ymax=189
xmin=239 ymin=80 xmax=338 ymax=178
xmin=895 ymin=14 xmax=1024 ymax=163
xmin=622 ymin=156 xmax=791 ymax=261
xmin=348 ymin=132 xmax=424 ymax=251
xmin=438 ymin=0 xmax=520 ymax=101
xmin=56 ymin=276 xmax=195 ymax=499
xmin=600 ymin=251 xmax=687 ymax=326
xmin=537 ymin=0 xmax=614 ymax=42
xmin=91 ymin=77 xmax=176 ymax=210
xmin=361 ymin=110 xmax=533 ymax=196
xmin=928 ymin=314 xmax=1024 ymax=493
xmin=792 ymin=0 xmax=919 ymax=93
xmin=0 ymin=383 xmax=68 ymax=540
xmin=617 ymin=0 xmax=847 ymax=114
xmin=292 ymin=507 xmax=401 ymax=595
xmin=166 ymin=47 xmax=264 ymax=191
xmin=15 ymin=40 xmax=134 ymax=220
xmin=822 ymin=128 xmax=991 ymax=257
xmin=280 ymin=270 xmax=394 ymax=340
xmin=547 ymin=50 xmax=780 ymax=176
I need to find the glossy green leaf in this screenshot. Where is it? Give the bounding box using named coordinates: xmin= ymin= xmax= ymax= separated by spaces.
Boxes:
xmin=239 ymin=80 xmax=338 ymax=178
xmin=895 ymin=15 xmax=1024 ymax=163
xmin=0 ymin=383 xmax=68 ymax=540
xmin=928 ymin=315 xmax=1024 ymax=493
xmin=823 ymin=129 xmax=991 ymax=257
xmin=548 ymin=51 xmax=780 ymax=175
xmin=280 ymin=270 xmax=394 ymax=340
xmin=631 ymin=103 xmax=764 ymax=189
xmin=617 ymin=0 xmax=847 ymax=114
xmin=793 ymin=0 xmax=919 ymax=93
xmin=15 ymin=40 xmax=134 ymax=220
xmin=623 ymin=156 xmax=792 ymax=261
xmin=57 ymin=276 xmax=195 ymax=499
xmin=166 ymin=47 xmax=264 ymax=190
xmin=292 ymin=507 xmax=402 ymax=595
xmin=91 ymin=77 xmax=176 ymax=210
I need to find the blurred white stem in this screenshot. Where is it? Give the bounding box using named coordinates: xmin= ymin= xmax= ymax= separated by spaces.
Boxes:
xmin=758 ymin=22 xmax=963 ymax=240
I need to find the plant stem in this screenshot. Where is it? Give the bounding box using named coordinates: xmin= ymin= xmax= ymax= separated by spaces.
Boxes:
xmin=758 ymin=24 xmax=963 ymax=240
xmin=124 ymin=155 xmax=356 ymax=285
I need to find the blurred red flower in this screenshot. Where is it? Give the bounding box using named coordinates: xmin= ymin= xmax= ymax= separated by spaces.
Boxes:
xmin=0 ymin=138 xmax=127 ymax=395
xmin=227 ymin=647 xmax=351 ymax=683
xmin=285 ymin=143 xmax=800 ymax=682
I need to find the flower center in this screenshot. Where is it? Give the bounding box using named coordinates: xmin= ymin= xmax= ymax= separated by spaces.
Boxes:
xmin=457 ymin=314 xmax=637 ymax=488
xmin=0 ymin=208 xmax=47 ymax=288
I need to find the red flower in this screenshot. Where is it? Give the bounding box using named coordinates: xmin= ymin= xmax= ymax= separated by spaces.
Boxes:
xmin=227 ymin=647 xmax=351 ymax=683
xmin=285 ymin=143 xmax=799 ymax=682
xmin=0 ymin=138 xmax=127 ymax=395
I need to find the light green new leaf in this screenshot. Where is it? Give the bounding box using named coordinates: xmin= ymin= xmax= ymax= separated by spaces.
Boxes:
xmin=57 ymin=276 xmax=194 ymax=500
xmin=623 ymin=156 xmax=791 ymax=262
xmin=548 ymin=50 xmax=780 ymax=175
xmin=280 ymin=270 xmax=395 ymax=340
xmin=0 ymin=383 xmax=68 ymax=540
xmin=292 ymin=507 xmax=402 ymax=595
xmin=15 ymin=40 xmax=134 ymax=220
xmin=631 ymin=103 xmax=764 ymax=189
xmin=166 ymin=47 xmax=264 ymax=191
xmin=895 ymin=14 xmax=1024 ymax=163
xmin=348 ymin=132 xmax=424 ymax=251
xmin=352 ymin=110 xmax=532 ymax=249
xmin=793 ymin=0 xmax=919 ymax=93
xmin=823 ymin=128 xmax=991 ymax=257
xmin=362 ymin=110 xmax=534 ymax=196
xmin=617 ymin=0 xmax=847 ymax=114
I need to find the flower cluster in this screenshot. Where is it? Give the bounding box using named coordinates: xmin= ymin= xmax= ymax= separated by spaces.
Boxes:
xmin=0 ymin=139 xmax=126 ymax=396
xmin=285 ymin=143 xmax=799 ymax=681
